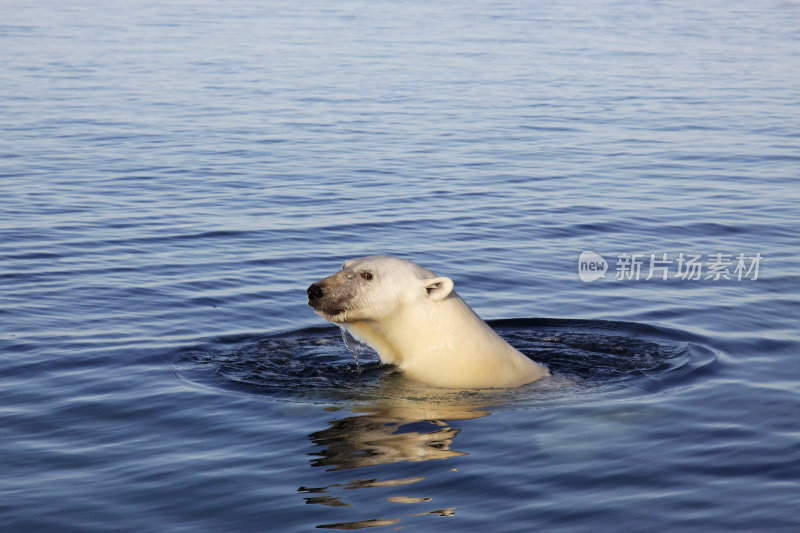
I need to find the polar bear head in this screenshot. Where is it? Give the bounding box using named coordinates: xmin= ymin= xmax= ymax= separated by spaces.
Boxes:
xmin=307 ymin=256 xmax=550 ymax=388
xmin=306 ymin=256 xmax=454 ymax=323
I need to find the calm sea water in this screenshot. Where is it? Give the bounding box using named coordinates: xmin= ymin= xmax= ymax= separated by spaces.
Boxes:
xmin=2 ymin=0 xmax=799 ymax=531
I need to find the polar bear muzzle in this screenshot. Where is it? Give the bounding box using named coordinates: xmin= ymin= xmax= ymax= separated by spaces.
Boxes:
xmin=306 ymin=281 xmax=347 ymax=318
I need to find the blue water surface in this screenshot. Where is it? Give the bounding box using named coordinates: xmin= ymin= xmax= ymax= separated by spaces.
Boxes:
xmin=2 ymin=0 xmax=799 ymax=531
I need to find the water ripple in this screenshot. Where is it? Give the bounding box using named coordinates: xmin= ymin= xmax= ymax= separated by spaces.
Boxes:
xmin=172 ymin=319 xmax=719 ymax=407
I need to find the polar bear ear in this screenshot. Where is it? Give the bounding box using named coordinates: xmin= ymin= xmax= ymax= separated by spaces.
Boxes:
xmin=424 ymin=277 xmax=454 ymax=300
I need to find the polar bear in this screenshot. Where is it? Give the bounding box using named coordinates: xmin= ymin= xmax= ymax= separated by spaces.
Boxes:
xmin=307 ymin=256 xmax=549 ymax=389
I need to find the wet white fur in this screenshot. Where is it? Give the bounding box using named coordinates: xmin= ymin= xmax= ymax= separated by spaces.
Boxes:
xmin=311 ymin=256 xmax=549 ymax=389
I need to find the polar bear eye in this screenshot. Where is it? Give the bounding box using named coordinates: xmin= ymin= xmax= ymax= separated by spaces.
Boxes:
xmin=360 ymin=271 xmax=373 ymax=281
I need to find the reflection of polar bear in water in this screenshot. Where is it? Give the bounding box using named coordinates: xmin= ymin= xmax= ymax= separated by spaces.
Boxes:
xmin=307 ymin=256 xmax=549 ymax=389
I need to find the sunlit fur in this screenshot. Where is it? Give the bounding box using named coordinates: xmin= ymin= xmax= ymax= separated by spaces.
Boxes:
xmin=308 ymin=256 xmax=550 ymax=389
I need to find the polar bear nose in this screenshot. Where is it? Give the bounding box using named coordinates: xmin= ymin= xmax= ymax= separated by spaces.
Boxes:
xmin=307 ymin=282 xmax=324 ymax=300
